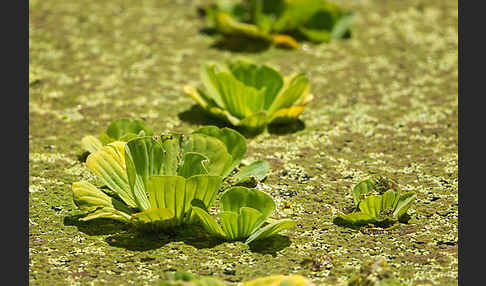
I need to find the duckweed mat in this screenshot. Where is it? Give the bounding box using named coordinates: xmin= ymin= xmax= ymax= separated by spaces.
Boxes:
xmin=29 ymin=0 xmax=458 ymax=285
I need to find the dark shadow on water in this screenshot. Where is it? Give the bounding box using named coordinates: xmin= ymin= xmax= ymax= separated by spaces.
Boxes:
xmin=332 ymin=215 xmax=410 ymax=231
xmin=178 ymin=105 xmax=306 ymax=138
xmin=106 ymin=224 xmax=225 ymax=251
xmin=199 ymin=27 xmax=218 ymax=36
xmin=64 ymin=214 xmax=294 ymax=253
xmin=332 ymin=216 xmax=362 ymax=231
xmin=77 ymin=151 xmax=90 ymax=163
xmin=210 ymin=35 xmax=272 ymax=53
xmin=105 ymin=230 xmax=170 ymax=251
xmin=64 ymin=214 xmax=224 ymax=251
xmin=106 ymin=226 xmax=225 ymax=251
xmin=267 ymin=120 xmax=306 ymax=135
xmin=63 ymin=214 xmax=130 ymax=236
xmin=178 ymin=105 xmax=260 ymax=138
xmin=178 ymin=105 xmax=232 ymax=129
xmin=248 ymin=235 xmax=291 ymax=256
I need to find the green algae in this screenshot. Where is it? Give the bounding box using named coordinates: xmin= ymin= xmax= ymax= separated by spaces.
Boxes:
xmin=29 ymin=0 xmax=457 ymax=285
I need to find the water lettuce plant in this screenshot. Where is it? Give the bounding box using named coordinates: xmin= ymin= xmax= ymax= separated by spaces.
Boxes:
xmin=337 ymin=177 xmax=416 ymax=227
xmin=184 ymin=60 xmax=313 ymax=134
xmin=203 ymin=0 xmax=355 ymax=49
xmin=81 ymin=118 xmax=154 ymax=154
xmin=191 ymin=186 xmax=296 ymax=244
xmin=242 ymin=274 xmax=314 ymax=286
xmin=72 ymin=126 xmax=269 ymax=228
xmin=158 ymin=270 xmax=314 ymax=286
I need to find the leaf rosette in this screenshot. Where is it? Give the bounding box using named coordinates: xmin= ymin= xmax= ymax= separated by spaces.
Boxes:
xmin=72 ymin=126 xmax=269 ymax=229
xmin=337 ymin=178 xmax=416 ymax=227
xmin=184 ymin=60 xmax=313 ymax=134
xmin=203 ymin=0 xmax=356 ymax=49
xmin=191 ymin=186 xmax=296 ymax=244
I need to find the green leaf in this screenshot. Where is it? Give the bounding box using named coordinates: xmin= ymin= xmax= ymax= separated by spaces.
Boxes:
xmin=191 ymin=205 xmax=226 ymax=237
xmin=227 ymin=60 xmax=284 ymax=110
xmin=125 ymin=137 xmax=166 ymax=210
xmin=249 ymin=0 xmax=285 ymax=32
xmin=81 ymin=135 xmax=103 ymax=153
xmin=178 ymin=152 xmax=209 ymax=178
xmin=183 ymin=86 xmax=218 ymax=110
xmin=193 ymin=126 xmax=247 ymax=172
xmin=106 ymin=118 xmax=153 ymax=140
xmin=220 ymin=187 xmax=276 ymax=224
xmin=331 ymin=12 xmax=356 ymax=39
xmin=131 ymin=208 xmax=176 ymax=229
xmin=267 ymin=105 xmax=307 ymax=124
xmin=393 ymin=192 xmax=415 ymax=219
xmin=238 ymin=207 xmax=264 ymax=238
xmin=98 ymin=132 xmax=115 ymax=145
xmin=211 ymin=10 xmax=272 ymax=40
xmin=272 ymin=0 xmax=339 ymax=32
xmin=146 ymin=176 xmax=187 ymax=224
xmin=245 ymin=219 xmax=296 ymax=244
xmin=119 ymin=132 xmax=141 ymax=142
xmin=86 ymin=142 xmax=137 ymax=208
xmin=268 ymin=73 xmax=310 ymax=115
xmin=219 ymin=211 xmax=240 ymax=240
xmin=215 ymin=72 xmax=267 ymax=118
xmin=186 ymin=175 xmax=223 ymax=211
xmin=147 ymin=175 xmax=223 ymax=225
xmin=359 ymin=195 xmax=383 ymax=218
xmin=72 ymin=181 xmax=133 ymax=215
xmin=238 ymin=112 xmax=268 ymax=133
xmin=208 ymin=106 xmax=243 ymax=126
xmin=298 ymin=27 xmax=331 ymax=43
xmin=352 ymin=179 xmax=376 ymax=207
xmin=183 ymin=133 xmax=233 ymax=177
xmin=381 ymin=190 xmax=400 ymax=211
xmin=201 ymin=63 xmax=228 ymax=109
xmin=80 ymin=207 xmax=132 ymax=222
xmin=231 ymin=160 xmax=270 ymax=185
xmin=337 ymin=212 xmax=375 ymax=225
xmin=159 ymin=133 xmax=184 ymax=176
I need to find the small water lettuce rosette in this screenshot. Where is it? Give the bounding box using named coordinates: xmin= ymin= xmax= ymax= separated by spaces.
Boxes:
xmin=184 ymin=59 xmax=313 ymax=135
xmin=72 ymin=126 xmax=269 ymax=230
xmin=80 ymin=118 xmax=154 ymax=154
xmin=337 ymin=177 xmax=416 ymax=229
xmin=191 ymin=186 xmax=296 ymax=244
xmin=202 ymin=0 xmax=355 ymax=49
xmin=158 ymin=270 xmax=314 ymax=286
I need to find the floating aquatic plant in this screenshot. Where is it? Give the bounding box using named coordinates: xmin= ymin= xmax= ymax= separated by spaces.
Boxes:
xmin=184 ymin=60 xmax=313 ymax=134
xmin=81 ymin=118 xmax=154 ymax=154
xmin=191 ymin=186 xmax=296 ymax=244
xmin=202 ymin=0 xmax=356 ymax=49
xmin=157 ymin=270 xmax=314 ymax=286
xmin=337 ymin=177 xmax=416 ymax=228
xmin=72 ymin=126 xmax=269 ymax=228
xmin=242 ymin=274 xmax=315 ymax=286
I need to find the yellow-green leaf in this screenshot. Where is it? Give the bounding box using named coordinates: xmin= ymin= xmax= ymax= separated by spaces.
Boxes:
xmin=131 ymin=208 xmax=176 ymax=228
xmin=80 ymin=207 xmax=132 ymax=222
xmin=72 ymin=181 xmax=132 ymax=215
xmin=245 ymin=219 xmax=296 ymax=244
xmin=85 ymin=142 xmax=136 ymax=208
xmin=191 ymin=205 xmax=226 ymax=238
xmin=81 ymin=135 xmax=103 ymax=153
